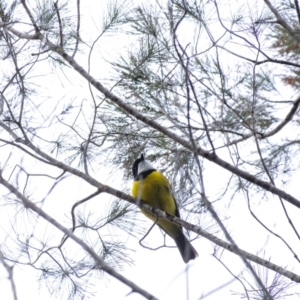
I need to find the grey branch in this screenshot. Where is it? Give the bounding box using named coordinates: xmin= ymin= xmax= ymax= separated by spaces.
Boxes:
xmin=0 ymin=251 xmax=18 ymax=300
xmin=0 ymin=174 xmax=158 ymax=300
xmin=2 ymin=21 xmax=300 ymax=209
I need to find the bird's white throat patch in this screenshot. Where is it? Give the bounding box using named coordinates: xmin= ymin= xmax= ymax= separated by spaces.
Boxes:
xmin=138 ymin=160 xmax=155 ymax=175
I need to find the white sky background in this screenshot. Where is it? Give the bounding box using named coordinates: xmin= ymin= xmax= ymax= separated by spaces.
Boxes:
xmin=0 ymin=0 xmax=300 ymax=299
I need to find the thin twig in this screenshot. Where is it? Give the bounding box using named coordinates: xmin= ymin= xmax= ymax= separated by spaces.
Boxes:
xmin=0 ymin=174 xmax=158 ymax=300
xmin=0 ymin=251 xmax=18 ymax=300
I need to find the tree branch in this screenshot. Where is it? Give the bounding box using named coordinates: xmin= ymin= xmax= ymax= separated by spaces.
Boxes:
xmin=0 ymin=156 xmax=299 ymax=283
xmin=2 ymin=23 xmax=300 ymax=209
xmin=0 ymin=173 xmax=158 ymax=300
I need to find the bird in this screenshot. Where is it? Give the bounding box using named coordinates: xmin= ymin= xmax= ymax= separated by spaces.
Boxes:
xmin=131 ymin=153 xmax=198 ymax=263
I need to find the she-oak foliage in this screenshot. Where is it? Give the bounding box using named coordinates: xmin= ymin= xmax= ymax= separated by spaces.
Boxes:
xmin=0 ymin=0 xmax=300 ymax=299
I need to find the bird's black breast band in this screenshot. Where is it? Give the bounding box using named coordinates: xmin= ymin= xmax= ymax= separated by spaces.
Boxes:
xmin=135 ymin=169 xmax=156 ymax=180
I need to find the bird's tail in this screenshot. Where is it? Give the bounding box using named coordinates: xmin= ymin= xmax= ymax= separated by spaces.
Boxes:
xmin=174 ymin=232 xmax=198 ymax=263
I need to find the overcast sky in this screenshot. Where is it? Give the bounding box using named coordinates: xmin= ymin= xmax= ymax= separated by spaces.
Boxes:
xmin=1 ymin=1 xmax=300 ymax=299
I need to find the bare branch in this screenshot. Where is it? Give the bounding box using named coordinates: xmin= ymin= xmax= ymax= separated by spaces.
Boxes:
xmin=0 ymin=174 xmax=158 ymax=300
xmin=0 ymin=251 xmax=18 ymax=300
xmin=263 ymin=0 xmax=300 ymax=45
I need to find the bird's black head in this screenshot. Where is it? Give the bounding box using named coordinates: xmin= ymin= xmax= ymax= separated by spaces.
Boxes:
xmin=132 ymin=153 xmax=145 ymax=179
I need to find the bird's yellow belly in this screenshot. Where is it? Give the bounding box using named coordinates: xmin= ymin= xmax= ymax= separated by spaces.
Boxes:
xmin=132 ymin=171 xmax=180 ymax=237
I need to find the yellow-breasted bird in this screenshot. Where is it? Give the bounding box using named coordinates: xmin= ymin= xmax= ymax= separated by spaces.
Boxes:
xmin=131 ymin=154 xmax=198 ymax=263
